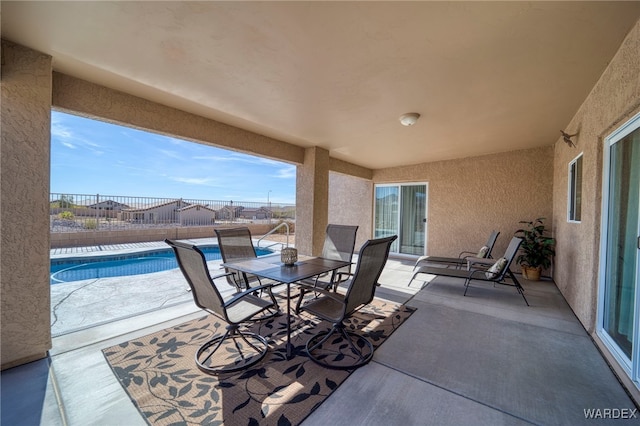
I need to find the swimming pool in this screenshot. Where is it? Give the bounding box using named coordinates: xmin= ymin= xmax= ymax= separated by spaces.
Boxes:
xmin=50 ymin=246 xmax=274 ymax=284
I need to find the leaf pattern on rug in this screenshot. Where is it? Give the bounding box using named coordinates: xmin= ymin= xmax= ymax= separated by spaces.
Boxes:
xmin=103 ymin=297 xmax=415 ymax=426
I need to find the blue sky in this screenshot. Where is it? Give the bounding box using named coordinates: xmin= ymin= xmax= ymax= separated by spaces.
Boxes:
xmin=50 ymin=111 xmax=296 ymax=204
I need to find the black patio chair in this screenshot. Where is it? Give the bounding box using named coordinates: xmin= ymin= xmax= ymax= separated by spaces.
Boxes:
xmin=294 ymin=224 xmax=358 ymax=313
xmin=409 ymin=237 xmax=529 ymax=306
xmin=215 ymin=227 xmax=275 ymax=291
xmin=304 ymin=224 xmax=359 ymax=290
xmin=165 ymin=239 xmax=279 ymax=375
xmin=299 ymin=235 xmax=397 ymax=369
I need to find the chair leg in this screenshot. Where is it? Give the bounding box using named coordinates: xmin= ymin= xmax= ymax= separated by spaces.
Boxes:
xmin=195 ymin=324 xmax=269 ymax=375
xmin=294 ymin=288 xmax=307 ymax=314
xmin=408 ymin=271 xmax=421 ymax=287
xmin=508 ymin=270 xmax=530 ymax=306
xmin=463 ymin=277 xmax=472 ymax=296
xmin=408 ymin=270 xmax=432 ymax=288
xmin=305 ymin=323 xmax=374 ymax=370
xmin=464 ymin=273 xmax=530 ymax=307
xmin=307 ymin=325 xmax=339 ymax=353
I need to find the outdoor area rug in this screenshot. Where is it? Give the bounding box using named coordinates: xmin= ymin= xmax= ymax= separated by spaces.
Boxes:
xmin=103 ymin=295 xmax=415 ymax=426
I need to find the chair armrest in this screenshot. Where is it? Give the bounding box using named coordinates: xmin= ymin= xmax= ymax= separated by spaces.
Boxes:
xmin=466 ymin=257 xmax=494 ymax=270
xmin=210 ymin=271 xmax=235 ymax=280
xmin=223 ymin=282 xmax=277 ymax=308
xmin=467 ymin=257 xmax=496 ymax=266
xmin=458 ymin=250 xmax=476 ymax=258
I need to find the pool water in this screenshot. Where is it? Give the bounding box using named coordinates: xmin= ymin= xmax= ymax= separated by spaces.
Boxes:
xmin=50 ymin=246 xmax=273 ymax=284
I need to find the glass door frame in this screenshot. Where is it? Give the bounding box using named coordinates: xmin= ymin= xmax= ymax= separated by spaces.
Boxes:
xmin=373 ymin=182 xmax=428 ymax=257
xmin=597 ymin=111 xmax=640 ymax=387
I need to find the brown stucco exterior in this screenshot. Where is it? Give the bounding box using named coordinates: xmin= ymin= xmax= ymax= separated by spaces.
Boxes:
xmin=1 ymin=41 xmax=53 ymax=368
xmin=553 ymin=18 xmax=640 ymax=334
xmin=328 ymin=172 xmax=374 ymax=251
xmin=551 ymin=18 xmax=640 ymax=402
xmin=374 ymin=146 xmax=555 ymax=263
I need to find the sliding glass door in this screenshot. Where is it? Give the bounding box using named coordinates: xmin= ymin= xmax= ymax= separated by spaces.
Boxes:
xmin=599 ymin=112 xmax=640 ymax=388
xmin=374 ymin=183 xmax=427 ymax=255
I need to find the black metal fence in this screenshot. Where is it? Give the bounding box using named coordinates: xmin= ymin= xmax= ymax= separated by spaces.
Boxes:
xmin=50 ymin=193 xmax=296 ymax=232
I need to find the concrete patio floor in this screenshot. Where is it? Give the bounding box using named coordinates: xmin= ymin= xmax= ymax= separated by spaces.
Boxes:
xmin=2 ymin=240 xmax=638 ymax=425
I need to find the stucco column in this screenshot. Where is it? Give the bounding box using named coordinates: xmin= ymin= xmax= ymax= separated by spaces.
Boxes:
xmin=1 ymin=41 xmax=53 ymax=369
xmin=295 ymin=147 xmax=329 ymax=256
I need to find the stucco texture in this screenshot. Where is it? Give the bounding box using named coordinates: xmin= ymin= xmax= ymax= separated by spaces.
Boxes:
xmin=552 ymin=19 xmax=640 ymax=333
xmin=374 ymin=146 xmax=554 ymax=264
xmin=296 ymin=147 xmax=330 ymax=256
xmin=328 ymin=172 xmax=373 ymax=251
xmin=1 ymin=41 xmax=53 ymax=368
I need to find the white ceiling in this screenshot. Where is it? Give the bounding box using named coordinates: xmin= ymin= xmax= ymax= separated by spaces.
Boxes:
xmin=3 ymin=1 xmax=640 ymax=169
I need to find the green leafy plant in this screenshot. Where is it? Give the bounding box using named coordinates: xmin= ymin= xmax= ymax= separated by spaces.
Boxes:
xmin=59 ymin=211 xmax=75 ymax=220
xmin=84 ymin=219 xmax=98 ymax=230
xmin=515 ymin=217 xmax=555 ymax=269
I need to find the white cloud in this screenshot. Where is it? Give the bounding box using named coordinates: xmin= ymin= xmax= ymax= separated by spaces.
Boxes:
xmin=170 ymin=176 xmax=218 ymax=186
xmin=192 ymin=155 xmax=231 ymax=161
xmin=51 ymin=112 xmax=103 ymax=151
xmin=51 ymin=119 xmax=75 ymax=147
xmin=158 ymin=149 xmax=183 ymax=160
xmin=275 ymin=165 xmax=296 ymax=179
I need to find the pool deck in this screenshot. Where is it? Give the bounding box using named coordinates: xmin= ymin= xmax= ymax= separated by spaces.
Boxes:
xmin=50 ymin=235 xmax=288 ymax=258
xmin=49 ymin=237 xmax=281 ymax=336
xmin=50 ymin=240 xmax=170 ymax=256
xmin=50 ymin=238 xmax=230 ymax=260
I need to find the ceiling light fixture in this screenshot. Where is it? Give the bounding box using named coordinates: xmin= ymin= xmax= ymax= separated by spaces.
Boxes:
xmin=399 ymin=112 xmax=420 ymax=126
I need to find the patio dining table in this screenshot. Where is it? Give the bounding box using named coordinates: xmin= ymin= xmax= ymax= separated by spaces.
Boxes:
xmin=221 ymin=254 xmax=351 ymax=358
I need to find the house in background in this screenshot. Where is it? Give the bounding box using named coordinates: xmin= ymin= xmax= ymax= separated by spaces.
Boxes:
xmin=86 ymin=199 xmax=130 ymax=211
xmin=2 ymin=2 xmax=640 ymax=404
xmin=178 ymin=204 xmax=216 ymax=226
xmin=215 ymin=204 xmax=243 ymax=221
xmin=120 ymin=199 xmax=190 ymax=224
xmin=236 ymin=206 xmax=271 ymax=220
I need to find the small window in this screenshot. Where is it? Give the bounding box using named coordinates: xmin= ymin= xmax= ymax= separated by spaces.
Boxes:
xmin=568 ymin=154 xmax=583 ymax=222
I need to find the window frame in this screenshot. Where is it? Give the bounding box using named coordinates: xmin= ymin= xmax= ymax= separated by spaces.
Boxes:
xmin=567 ymin=152 xmax=583 ymax=223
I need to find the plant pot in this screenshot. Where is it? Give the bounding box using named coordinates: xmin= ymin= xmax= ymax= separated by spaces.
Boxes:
xmin=522 ymin=265 xmax=541 ymax=281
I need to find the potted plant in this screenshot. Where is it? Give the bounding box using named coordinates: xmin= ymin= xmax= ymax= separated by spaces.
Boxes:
xmin=514 ymin=217 xmax=555 ymax=281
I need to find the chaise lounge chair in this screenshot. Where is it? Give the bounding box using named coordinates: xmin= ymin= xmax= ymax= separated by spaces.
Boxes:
xmin=408 ymin=237 xmax=529 ymax=306
xmin=412 ymin=230 xmax=500 ymax=271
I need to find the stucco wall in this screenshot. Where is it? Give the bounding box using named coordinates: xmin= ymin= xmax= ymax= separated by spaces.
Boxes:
xmin=296 ymin=147 xmax=330 ymax=256
xmin=328 ymin=172 xmax=373 ymax=250
xmin=374 ymin=146 xmax=554 ymax=263
xmin=552 ymin=19 xmax=640 ymax=334
xmin=52 ymin=73 xmax=305 ymax=167
xmin=1 ymin=42 xmax=53 ymax=368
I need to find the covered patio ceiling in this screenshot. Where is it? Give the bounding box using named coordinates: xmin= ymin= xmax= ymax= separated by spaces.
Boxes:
xmin=3 ymin=1 xmax=640 ymax=169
